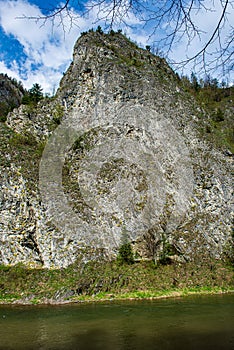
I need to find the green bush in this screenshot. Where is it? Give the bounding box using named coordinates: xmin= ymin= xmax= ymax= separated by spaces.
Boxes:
xmin=0 ymin=114 xmax=7 ymax=122
xmin=117 ymin=243 xmax=134 ymax=265
xmin=96 ymin=25 xmax=103 ymax=34
xmin=22 ymin=83 xmax=43 ymax=105
xmin=9 ymin=132 xmax=36 ymax=147
xmin=52 ymin=104 xmax=64 ymax=125
xmin=213 ymin=108 xmax=225 ymax=122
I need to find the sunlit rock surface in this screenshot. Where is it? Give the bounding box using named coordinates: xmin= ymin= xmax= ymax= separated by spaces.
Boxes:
xmin=0 ymin=32 xmax=233 ymax=267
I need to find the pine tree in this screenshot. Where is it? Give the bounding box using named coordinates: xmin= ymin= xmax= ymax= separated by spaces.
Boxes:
xmin=28 ymin=83 xmax=43 ymax=103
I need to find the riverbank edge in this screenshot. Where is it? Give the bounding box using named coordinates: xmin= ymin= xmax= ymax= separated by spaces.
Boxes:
xmin=1 ymin=288 xmax=233 ymax=306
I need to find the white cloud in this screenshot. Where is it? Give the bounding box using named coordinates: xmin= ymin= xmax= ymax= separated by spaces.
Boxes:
xmin=0 ymin=60 xmax=22 ymax=81
xmin=0 ymin=0 xmax=232 ymax=94
xmin=166 ymin=0 xmax=234 ymax=79
xmin=0 ymin=0 xmax=90 ymax=93
xmin=0 ymin=58 xmax=62 ymax=93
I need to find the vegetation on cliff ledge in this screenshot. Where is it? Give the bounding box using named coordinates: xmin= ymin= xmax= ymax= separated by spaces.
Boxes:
xmin=0 ymin=259 xmax=233 ymax=304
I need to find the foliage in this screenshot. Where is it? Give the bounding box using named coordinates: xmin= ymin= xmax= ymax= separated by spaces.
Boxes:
xmin=0 ymin=123 xmax=45 ymax=191
xmin=0 ymin=99 xmax=19 ymax=120
xmin=0 ymin=259 xmax=233 ymax=303
xmin=117 ymin=242 xmax=134 ymax=265
xmin=9 ymin=132 xmax=37 ymax=147
xmin=181 ymin=73 xmax=234 ymax=152
xmin=214 ymin=108 xmax=225 ymax=122
xmin=96 ymin=25 xmax=104 ymax=34
xmin=0 ymin=103 xmax=10 ymax=122
xmin=29 ymin=83 xmax=43 ymax=102
xmin=22 ymin=83 xmax=44 ymax=105
xmin=52 ymin=103 xmax=64 ymax=124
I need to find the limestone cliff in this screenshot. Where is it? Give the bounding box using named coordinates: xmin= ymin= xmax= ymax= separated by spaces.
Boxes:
xmin=0 ymin=74 xmax=25 ymax=121
xmin=0 ymin=31 xmax=233 ymax=268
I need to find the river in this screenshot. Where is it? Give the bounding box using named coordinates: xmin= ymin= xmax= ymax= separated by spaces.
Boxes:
xmin=0 ymin=294 xmax=233 ymax=349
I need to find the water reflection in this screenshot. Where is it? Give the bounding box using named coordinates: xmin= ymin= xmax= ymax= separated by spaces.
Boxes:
xmin=0 ymin=294 xmax=233 ymax=350
xmin=36 ymin=318 xmax=50 ymax=349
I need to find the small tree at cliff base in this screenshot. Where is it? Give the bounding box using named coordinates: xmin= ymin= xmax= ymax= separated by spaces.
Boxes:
xmin=117 ymin=242 xmax=134 ymax=265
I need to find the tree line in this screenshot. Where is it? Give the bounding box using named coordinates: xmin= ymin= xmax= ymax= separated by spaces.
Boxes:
xmin=0 ymin=64 xmax=232 ymax=123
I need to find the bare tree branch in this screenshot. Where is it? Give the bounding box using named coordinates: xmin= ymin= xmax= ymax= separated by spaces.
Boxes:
xmin=174 ymin=0 xmax=230 ymax=65
xmin=19 ymin=0 xmax=234 ymax=76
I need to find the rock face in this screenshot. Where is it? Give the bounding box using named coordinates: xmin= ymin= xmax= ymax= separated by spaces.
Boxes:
xmin=0 ymin=31 xmax=233 ymax=268
xmin=0 ymin=74 xmax=25 ymax=120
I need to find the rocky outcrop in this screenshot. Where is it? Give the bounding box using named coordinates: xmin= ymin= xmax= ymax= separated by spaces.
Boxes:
xmin=0 ymin=74 xmax=25 ymax=120
xmin=0 ymin=31 xmax=233 ymax=268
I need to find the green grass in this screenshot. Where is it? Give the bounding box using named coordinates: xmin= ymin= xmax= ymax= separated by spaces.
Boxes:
xmin=180 ymin=82 xmax=234 ymax=152
xmin=0 ymin=259 xmax=233 ymax=304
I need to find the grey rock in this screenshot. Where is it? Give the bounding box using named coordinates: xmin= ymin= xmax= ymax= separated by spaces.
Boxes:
xmin=0 ymin=32 xmax=233 ymax=268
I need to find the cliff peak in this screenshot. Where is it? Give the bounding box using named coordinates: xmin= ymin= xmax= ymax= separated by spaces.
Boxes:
xmin=0 ymin=31 xmax=233 ymax=268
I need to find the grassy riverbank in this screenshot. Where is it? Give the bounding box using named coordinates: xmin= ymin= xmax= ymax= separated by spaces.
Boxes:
xmin=0 ymin=260 xmax=233 ymax=304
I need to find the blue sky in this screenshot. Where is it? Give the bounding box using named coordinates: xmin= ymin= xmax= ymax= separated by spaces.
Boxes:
xmin=0 ymin=0 xmax=233 ymax=94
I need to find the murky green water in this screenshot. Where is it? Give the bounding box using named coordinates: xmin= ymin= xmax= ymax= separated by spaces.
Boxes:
xmin=0 ymin=294 xmax=233 ymax=350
